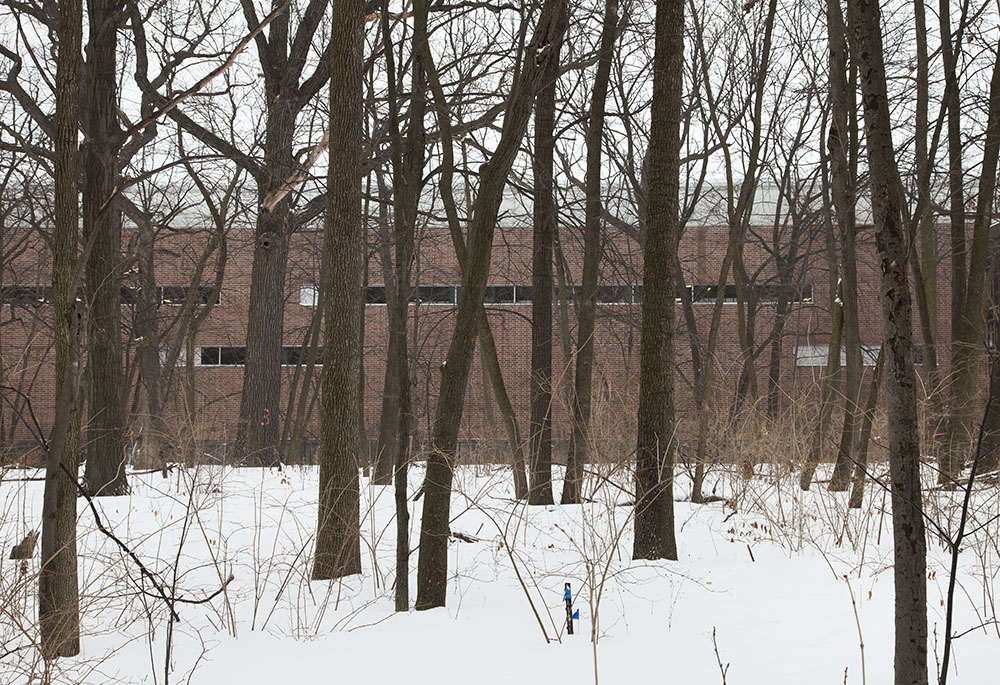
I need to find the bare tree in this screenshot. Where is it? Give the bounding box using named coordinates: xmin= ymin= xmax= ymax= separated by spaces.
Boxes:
xmin=415 ymin=0 xmax=566 ymax=610
xmin=314 ymin=0 xmax=364 ymax=580
xmin=849 ymin=0 xmax=927 ymax=681
xmin=633 ymin=0 xmax=682 ymax=562
xmin=39 ymin=0 xmax=83 ymax=657
xmin=826 ymin=0 xmax=862 ymax=492
xmin=78 ymin=0 xmax=129 ymax=496
xmin=378 ymin=0 xmax=429 ymax=608
xmin=561 ymin=0 xmax=619 ymax=506
xmin=527 ymin=3 xmax=567 ymax=506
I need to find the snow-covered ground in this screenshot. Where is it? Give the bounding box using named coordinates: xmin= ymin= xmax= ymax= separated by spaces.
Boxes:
xmin=1 ymin=462 xmax=997 ymax=684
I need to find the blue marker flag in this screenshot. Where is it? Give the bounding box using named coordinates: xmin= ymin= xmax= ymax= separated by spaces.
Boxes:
xmin=564 ymin=587 xmax=572 ymax=600
xmin=572 ymin=610 xmax=579 ymax=620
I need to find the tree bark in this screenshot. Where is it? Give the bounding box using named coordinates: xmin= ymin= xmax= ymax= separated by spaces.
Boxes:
xmin=910 ymin=0 xmax=942 ymax=446
xmin=945 ymin=38 xmax=1000 ymax=485
xmin=81 ymin=0 xmax=128 ymax=496
xmin=222 ymin=0 xmax=332 ymax=468
xmin=562 ymin=0 xmax=618 ymax=505
xmin=799 ymin=281 xmax=843 ymax=491
xmin=133 ymin=216 xmax=169 ymax=471
xmin=528 ymin=3 xmax=568 ymax=507
xmin=849 ymin=347 xmax=883 ymax=509
xmin=415 ymin=0 xmax=566 ymax=609
xmin=827 ymin=0 xmax=862 ymax=492
xmin=374 ymin=170 xmax=400 ymax=484
xmin=850 ymin=1 xmax=928 ymax=681
xmin=380 ymin=0 xmax=429 ymax=608
xmin=40 ymin=0 xmax=83 ymax=656
xmin=313 ymin=0 xmax=363 ymax=580
xmin=633 ymin=0 xmax=682 ymax=562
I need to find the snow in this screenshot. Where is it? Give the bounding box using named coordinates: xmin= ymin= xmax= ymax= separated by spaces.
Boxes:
xmin=1 ymin=463 xmax=996 ymax=683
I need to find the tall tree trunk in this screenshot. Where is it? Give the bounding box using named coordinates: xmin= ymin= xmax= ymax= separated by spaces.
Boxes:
xmin=562 ymin=0 xmax=618 ymax=506
xmin=133 ymin=216 xmax=169 ymax=471
xmin=799 ymin=146 xmax=842 ymax=492
xmin=827 ymin=0 xmax=862 ymax=492
xmin=374 ymin=170 xmax=400 ymax=485
xmin=415 ymin=0 xmax=566 ymax=609
xmin=980 ymin=345 xmax=1000 ymax=476
xmin=40 ymin=0 xmax=83 ymax=657
xmin=799 ymin=282 xmax=843 ymax=491
xmin=849 ymin=347 xmax=884 ymax=509
xmin=945 ymin=41 xmax=1000 ymax=485
xmin=850 ymin=1 xmax=928 ymax=681
xmin=633 ymin=0 xmax=681 ymax=562
xmin=380 ymin=0 xmax=429 ymax=609
xmin=81 ymin=0 xmax=127 ymax=496
xmin=910 ymin=0 xmax=942 ymax=442
xmin=939 ymin=0 xmax=968 ymax=484
xmin=228 ymin=0 xmax=333 ymax=468
xmin=479 ymin=322 xmax=530 ymax=498
xmin=233 ymin=156 xmax=292 ymax=467
xmin=313 ymin=0 xmax=363 ymax=580
xmin=528 ymin=4 xmax=566 ymax=506
xmin=359 ymin=259 xmax=369 ymax=472
xmin=731 ymin=255 xmax=758 ymax=412
xmin=688 ymin=0 xmax=777 ymax=501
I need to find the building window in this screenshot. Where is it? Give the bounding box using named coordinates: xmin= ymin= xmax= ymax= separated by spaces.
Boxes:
xmin=861 ymin=344 xmax=881 ymax=367
xmin=795 ymin=344 xmax=830 ymax=367
xmin=366 ymin=286 xmax=387 ymax=304
xmin=281 ymin=346 xmax=323 ymax=365
xmin=674 ymin=283 xmax=814 ymax=305
xmin=482 ymin=285 xmax=533 ymax=305
xmin=159 ymin=346 xmax=187 ymax=366
xmin=595 ymin=285 xmax=632 ymax=305
xmin=755 ymin=283 xmax=814 ymax=304
xmin=2 ymin=284 xmax=221 ymax=307
xmin=1 ymin=285 xmax=54 ymax=306
xmin=365 ymin=285 xmax=459 ymax=305
xmin=160 ymin=286 xmax=219 ymax=306
xmin=483 ymin=285 xmax=515 ymax=304
xmin=198 ymin=346 xmax=246 ymax=366
xmin=299 ymin=285 xmax=319 ymax=306
xmin=412 ymin=285 xmax=456 ymax=304
xmin=796 ymin=343 xmax=881 ymax=368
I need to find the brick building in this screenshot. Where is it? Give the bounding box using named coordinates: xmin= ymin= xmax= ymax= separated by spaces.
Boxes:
xmin=0 ymin=185 xmax=956 ymax=461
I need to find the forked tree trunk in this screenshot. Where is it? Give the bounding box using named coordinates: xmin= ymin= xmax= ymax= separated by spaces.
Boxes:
xmin=415 ymin=0 xmax=566 ymax=609
xmin=633 ymin=0 xmax=682 ymax=562
xmin=850 ymin=1 xmax=928 ymax=681
xmin=40 ymin=0 xmax=83 ymax=657
xmin=216 ymin=0 xmax=333 ymax=469
xmin=313 ymin=0 xmax=363 ymax=580
xmin=562 ymin=0 xmax=618 ymax=506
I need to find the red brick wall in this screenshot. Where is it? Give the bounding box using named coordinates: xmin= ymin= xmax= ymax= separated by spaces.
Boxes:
xmin=0 ymin=218 xmax=957 ymax=458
